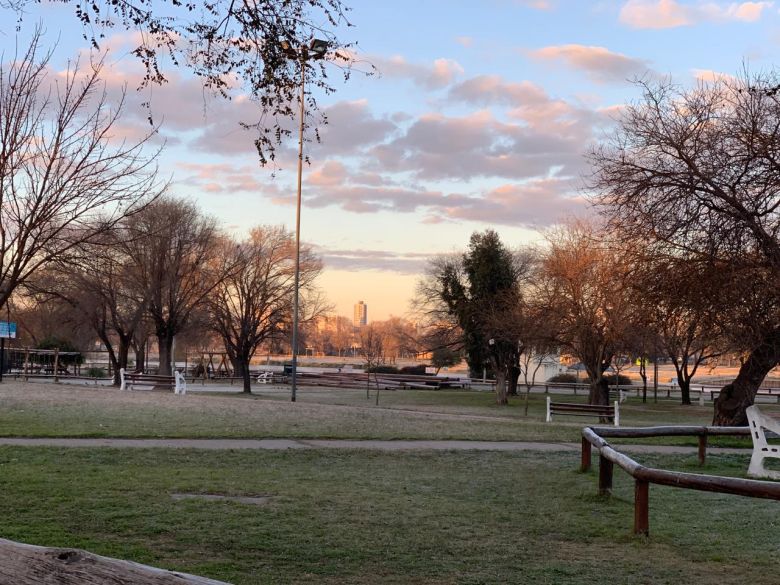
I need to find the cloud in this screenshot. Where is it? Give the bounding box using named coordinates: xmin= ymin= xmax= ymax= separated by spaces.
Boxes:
xmin=371 ymin=55 xmax=464 ymax=89
xmin=691 ymin=68 xmax=736 ymax=82
xmin=434 ymin=179 xmax=587 ymax=226
xmin=527 ymin=45 xmax=654 ymax=83
xmin=176 ymin=162 xmax=266 ymax=194
xmin=354 ymin=75 xmax=613 ymax=183
xmin=619 ymin=0 xmax=773 ymax=29
xmin=315 ymin=248 xmax=431 ymax=274
xmin=518 ymin=0 xmax=554 ymax=8
xmin=369 ymin=109 xmax=591 ymax=182
xmin=313 ymin=100 xmax=398 ymax=155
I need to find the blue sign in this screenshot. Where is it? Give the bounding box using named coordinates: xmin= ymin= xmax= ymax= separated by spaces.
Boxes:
xmin=0 ymin=321 xmax=16 ymax=339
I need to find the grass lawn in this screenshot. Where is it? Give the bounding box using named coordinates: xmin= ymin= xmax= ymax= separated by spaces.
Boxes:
xmin=2 ymin=382 xmax=773 ymax=443
xmin=0 ymin=446 xmax=774 ymax=584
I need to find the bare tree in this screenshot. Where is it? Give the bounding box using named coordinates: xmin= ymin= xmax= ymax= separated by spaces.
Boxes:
xmin=0 ymin=31 xmax=162 ymax=309
xmin=359 ymin=324 xmax=385 ymax=403
xmin=124 ymin=197 xmax=228 ymax=376
xmin=519 ymin=345 xmax=557 ymax=417
xmin=590 ymin=73 xmax=780 ymax=425
xmin=209 ymin=226 xmax=324 ymax=393
xmin=33 ymin=235 xmax=151 ymax=384
xmin=534 ymin=221 xmax=632 ymax=406
xmin=629 ymin=254 xmax=724 ymax=404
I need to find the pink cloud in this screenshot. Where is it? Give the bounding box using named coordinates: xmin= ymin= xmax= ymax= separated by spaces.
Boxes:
xmin=619 ymin=0 xmax=773 ymax=29
xmin=309 ymin=161 xmax=348 ymax=186
xmin=527 ymin=45 xmax=653 ymax=83
xmin=436 ymin=179 xmax=587 ymax=226
xmin=518 ymin=0 xmax=554 ymax=9
xmin=371 ymin=55 xmax=464 ymax=89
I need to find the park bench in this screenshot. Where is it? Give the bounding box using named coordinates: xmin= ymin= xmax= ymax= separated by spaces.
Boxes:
xmin=256 ymin=371 xmax=273 ymax=384
xmin=119 ymin=368 xmax=187 ymax=394
xmin=545 ymin=396 xmax=619 ymax=426
xmin=746 ymin=405 xmax=780 ymax=480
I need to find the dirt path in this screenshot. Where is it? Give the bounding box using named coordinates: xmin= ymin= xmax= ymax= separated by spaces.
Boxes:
xmin=0 ymin=437 xmax=749 ymax=455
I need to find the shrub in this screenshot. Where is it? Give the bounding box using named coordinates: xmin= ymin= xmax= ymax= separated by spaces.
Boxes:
xmin=546 ymin=373 xmax=577 ymax=384
xmin=36 ymin=337 xmax=83 ymax=365
xmin=366 ymin=365 xmax=400 ymax=374
xmin=399 ymin=365 xmax=428 ymax=375
xmin=86 ymin=367 xmax=106 ymax=378
xmin=604 ymin=374 xmax=633 ymax=386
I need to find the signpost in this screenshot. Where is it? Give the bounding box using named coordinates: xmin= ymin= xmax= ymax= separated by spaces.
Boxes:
xmin=0 ymin=321 xmax=16 ymax=382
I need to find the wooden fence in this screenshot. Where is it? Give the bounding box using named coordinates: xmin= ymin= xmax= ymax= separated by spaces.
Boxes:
xmin=580 ymin=424 xmax=780 ymax=535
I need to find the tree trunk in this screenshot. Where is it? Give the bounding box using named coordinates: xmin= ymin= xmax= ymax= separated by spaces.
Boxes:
xmin=588 ymin=377 xmax=609 ymax=406
xmin=679 ymin=377 xmax=692 ymax=405
xmin=507 ymin=364 xmax=520 ymax=396
xmin=495 ymin=370 xmax=508 ymax=405
xmin=113 ymin=339 xmax=130 ymax=386
xmin=713 ymin=337 xmax=780 ymax=425
xmin=157 ymin=332 xmax=173 ymax=376
xmin=524 ymin=384 xmax=532 ymax=416
xmin=236 ymin=355 xmax=252 ymax=394
xmin=134 ymin=344 xmax=145 ymax=373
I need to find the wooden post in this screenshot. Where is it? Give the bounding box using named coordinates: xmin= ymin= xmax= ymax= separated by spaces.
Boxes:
xmin=53 ymin=348 xmax=60 ymax=383
xmin=634 ymin=479 xmax=649 ymax=535
xmin=581 ymin=436 xmax=591 ymax=472
xmin=598 ymin=454 xmax=613 ymax=495
xmin=23 ymin=348 xmax=29 ymax=382
xmin=698 ymin=433 xmax=707 ymax=465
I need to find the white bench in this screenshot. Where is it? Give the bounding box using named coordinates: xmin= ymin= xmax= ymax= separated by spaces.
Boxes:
xmin=546 ymin=396 xmax=620 ymax=426
xmin=119 ymin=368 xmax=187 ymax=395
xmin=256 ymin=371 xmax=273 ymax=384
xmin=746 ymin=405 xmax=780 ymax=480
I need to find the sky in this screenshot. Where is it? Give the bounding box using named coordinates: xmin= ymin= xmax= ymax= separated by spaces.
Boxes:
xmin=2 ymin=0 xmax=780 ymax=320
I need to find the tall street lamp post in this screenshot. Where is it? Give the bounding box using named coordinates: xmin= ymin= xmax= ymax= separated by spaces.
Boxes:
xmin=282 ymin=38 xmax=328 ymax=403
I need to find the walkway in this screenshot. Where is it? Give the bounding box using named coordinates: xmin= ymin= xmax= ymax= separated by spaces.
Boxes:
xmin=0 ymin=437 xmax=750 ymax=455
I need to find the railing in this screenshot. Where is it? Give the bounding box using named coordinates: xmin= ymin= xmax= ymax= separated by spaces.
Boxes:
xmin=580 ymin=425 xmax=780 ymax=535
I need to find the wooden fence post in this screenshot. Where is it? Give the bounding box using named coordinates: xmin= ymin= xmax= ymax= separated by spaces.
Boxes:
xmin=698 ymin=433 xmax=707 ymax=465
xmin=581 ymin=437 xmax=591 ymax=472
xmin=53 ymin=348 xmax=59 ymax=383
xmin=23 ymin=348 xmax=29 ymax=382
xmin=634 ymin=479 xmax=649 ymax=535
xmin=598 ymin=455 xmax=613 ymax=495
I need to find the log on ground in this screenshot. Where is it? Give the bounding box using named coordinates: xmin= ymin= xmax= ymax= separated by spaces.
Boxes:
xmin=0 ymin=538 xmax=230 ymax=585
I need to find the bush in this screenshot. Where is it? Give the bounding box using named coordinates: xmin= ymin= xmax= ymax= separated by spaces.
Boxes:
xmin=546 ymin=373 xmax=577 ymax=384
xmin=399 ymin=365 xmax=428 ymax=375
xmin=604 ymin=374 xmax=633 ymax=386
xmin=86 ymin=367 xmax=106 ymax=378
xmin=366 ymin=365 xmax=400 ymax=374
xmin=36 ymin=337 xmax=83 ymax=365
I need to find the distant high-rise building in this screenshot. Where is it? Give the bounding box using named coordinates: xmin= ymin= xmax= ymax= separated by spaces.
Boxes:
xmin=353 ymin=300 xmax=368 ymax=327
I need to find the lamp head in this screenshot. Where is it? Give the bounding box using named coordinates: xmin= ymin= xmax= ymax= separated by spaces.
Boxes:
xmin=309 ymin=38 xmax=329 ymax=59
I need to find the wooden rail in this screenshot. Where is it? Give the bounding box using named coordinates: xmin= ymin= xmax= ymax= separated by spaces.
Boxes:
xmin=579 ymin=425 xmax=780 ymax=535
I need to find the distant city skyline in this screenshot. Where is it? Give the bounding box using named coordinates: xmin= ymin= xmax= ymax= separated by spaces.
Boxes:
xmin=353 ymin=301 xmax=368 ymax=327
xmin=6 ymin=1 xmax=780 ymax=320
